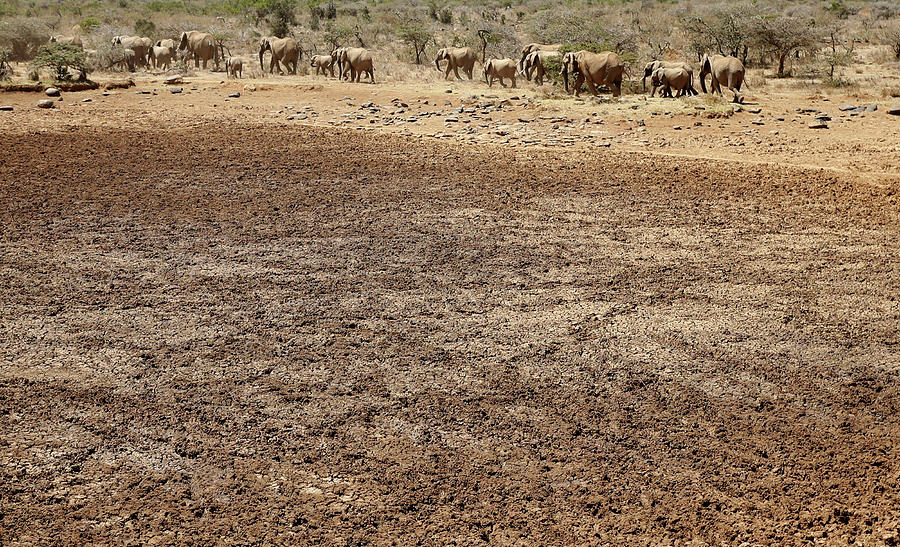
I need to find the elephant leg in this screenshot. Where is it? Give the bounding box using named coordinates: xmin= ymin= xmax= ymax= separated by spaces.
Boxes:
xmin=511 ymin=76 xmax=516 ymax=88
xmin=454 ymin=66 xmax=461 ymax=80
xmin=611 ymin=78 xmax=622 ymax=97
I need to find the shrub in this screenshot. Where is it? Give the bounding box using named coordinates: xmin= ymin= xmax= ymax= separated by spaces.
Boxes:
xmin=79 ymin=17 xmax=102 ymax=33
xmin=0 ymin=45 xmax=11 ymax=79
xmin=398 ymin=22 xmax=432 ymax=64
xmin=30 ymin=43 xmax=88 ymax=81
xmin=878 ymin=22 xmax=900 ymax=60
xmin=266 ymin=0 xmax=297 ymax=37
xmin=323 ymin=21 xmax=352 ymax=49
xmin=0 ymin=17 xmax=48 ymax=61
xmin=134 ymin=18 xmax=156 ymax=37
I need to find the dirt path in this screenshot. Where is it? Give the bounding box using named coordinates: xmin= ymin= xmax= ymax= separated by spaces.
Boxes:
xmin=1 ymin=82 xmax=899 ymax=544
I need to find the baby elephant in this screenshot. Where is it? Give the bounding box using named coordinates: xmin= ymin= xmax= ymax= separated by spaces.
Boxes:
xmin=483 ymin=58 xmax=517 ymax=88
xmin=310 ymin=54 xmax=335 ymax=77
xmin=148 ymin=46 xmax=172 ymax=70
xmin=651 ymin=67 xmax=693 ymax=98
xmin=226 ymin=57 xmax=243 ymax=78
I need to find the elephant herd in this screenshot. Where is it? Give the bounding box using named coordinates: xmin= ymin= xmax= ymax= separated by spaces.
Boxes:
xmin=46 ymin=27 xmax=745 ymax=101
xmin=106 ymin=32 xmax=215 ymax=72
xmin=431 ymin=42 xmax=746 ymax=103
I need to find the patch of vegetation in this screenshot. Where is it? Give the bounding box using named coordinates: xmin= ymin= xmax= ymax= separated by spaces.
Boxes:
xmin=30 ymin=43 xmax=89 ymax=81
xmin=134 ymin=17 xmax=155 ymax=36
xmin=79 ymin=16 xmax=102 ymax=33
xmin=0 ymin=44 xmax=11 ymax=79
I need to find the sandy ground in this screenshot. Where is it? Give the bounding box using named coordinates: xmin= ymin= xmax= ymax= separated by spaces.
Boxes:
xmin=1 ymin=72 xmax=899 ymax=544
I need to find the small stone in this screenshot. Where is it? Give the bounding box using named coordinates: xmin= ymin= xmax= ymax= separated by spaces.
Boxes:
xmin=243 ymin=84 xmax=257 ymax=92
xmin=165 ymin=75 xmax=183 ymax=84
xmin=747 ymin=107 xmax=761 ymax=114
xmin=445 ymin=116 xmax=459 ymax=122
xmin=445 ymin=89 xmax=453 ymax=93
xmin=889 ymin=105 xmax=900 ymax=115
xmin=866 ymin=104 xmax=877 ymax=112
xmin=636 ymin=119 xmax=645 ymax=126
xmin=45 ymin=87 xmax=60 ymax=97
xmin=170 ymin=87 xmax=183 ymax=94
xmin=37 ymin=99 xmax=55 ymax=108
xmin=808 ymin=120 xmax=828 ymax=129
xmin=228 ymin=92 xmax=240 ymax=98
xmin=673 ymin=125 xmax=682 ymax=130
xmin=0 ymin=105 xmax=12 ymax=111
xmin=81 ymin=98 xmax=92 ymax=102
xmin=839 ymin=104 xmax=856 ymax=111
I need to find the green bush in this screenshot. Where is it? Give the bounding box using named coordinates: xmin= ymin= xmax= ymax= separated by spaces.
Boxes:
xmin=134 ymin=17 xmax=156 ymax=36
xmin=30 ymin=43 xmax=88 ymax=81
xmin=79 ymin=16 xmax=102 ymax=33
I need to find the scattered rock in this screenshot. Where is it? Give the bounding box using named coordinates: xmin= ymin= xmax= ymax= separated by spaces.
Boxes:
xmin=673 ymin=125 xmax=682 ymax=130
xmin=747 ymin=107 xmax=761 ymax=114
xmin=136 ymin=90 xmax=150 ymax=95
xmin=808 ymin=120 xmax=828 ymax=129
xmin=228 ymin=92 xmax=240 ymax=98
xmin=165 ymin=75 xmax=183 ymax=84
xmin=243 ymin=84 xmax=257 ymax=92
xmin=81 ymin=98 xmax=92 ymax=103
xmin=445 ymin=116 xmax=459 ymax=122
xmin=445 ymin=89 xmax=453 ymax=93
xmin=0 ymin=105 xmax=12 ymax=111
xmin=866 ymin=104 xmax=877 ymax=112
xmin=889 ymin=105 xmax=900 ymax=115
xmin=37 ymin=99 xmax=55 ymax=109
xmin=838 ymin=104 xmax=856 ymax=111
xmin=170 ymin=87 xmax=183 ymax=94
xmin=44 ymin=87 xmax=60 ymax=97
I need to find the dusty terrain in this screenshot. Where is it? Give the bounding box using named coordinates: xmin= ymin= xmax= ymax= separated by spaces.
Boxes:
xmin=1 ymin=73 xmax=900 ymax=545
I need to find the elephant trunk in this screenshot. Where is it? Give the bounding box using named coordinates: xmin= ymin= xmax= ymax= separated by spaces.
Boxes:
xmin=434 ymin=57 xmax=441 ymax=72
xmin=259 ymin=47 xmax=265 ymax=72
xmin=562 ymin=67 xmax=569 ymax=94
xmin=700 ymin=71 xmax=708 ymax=93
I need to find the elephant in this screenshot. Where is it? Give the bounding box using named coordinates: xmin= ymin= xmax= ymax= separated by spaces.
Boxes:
xmin=333 ymin=47 xmax=375 ymax=83
xmin=113 ymin=36 xmax=150 ymax=67
xmin=310 ymin=55 xmax=335 ymax=77
xmin=156 ymin=39 xmax=177 ymax=58
xmin=226 ymin=56 xmax=243 ymax=78
xmin=650 ymin=67 xmax=692 ymax=98
xmin=178 ymin=31 xmax=217 ymax=69
xmin=522 ymin=50 xmax=559 ymax=85
xmin=434 ymin=47 xmax=476 ymax=80
xmin=50 ymin=35 xmax=83 ymax=49
xmin=120 ymin=48 xmax=136 ymax=72
xmin=560 ymin=50 xmax=624 ymax=97
xmin=643 ymin=60 xmax=697 ymax=95
xmin=259 ymin=37 xmax=300 ymax=75
xmin=483 ymin=58 xmax=517 ymax=88
xmin=148 ymin=46 xmax=173 ymax=70
xmin=699 ymin=54 xmax=745 ymax=103
xmin=519 ymin=42 xmax=561 ymax=72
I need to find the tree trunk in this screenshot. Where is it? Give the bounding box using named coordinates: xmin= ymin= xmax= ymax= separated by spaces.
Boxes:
xmin=778 ymin=52 xmax=787 ymax=76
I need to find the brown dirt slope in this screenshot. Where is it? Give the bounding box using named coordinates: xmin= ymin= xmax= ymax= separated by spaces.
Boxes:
xmin=1 ymin=123 xmax=899 ymax=545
